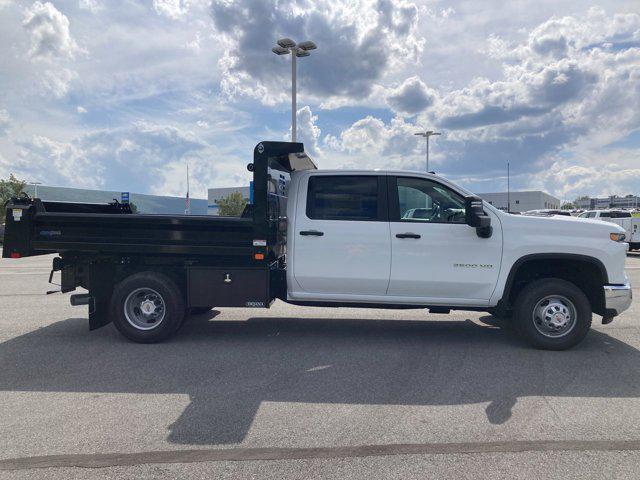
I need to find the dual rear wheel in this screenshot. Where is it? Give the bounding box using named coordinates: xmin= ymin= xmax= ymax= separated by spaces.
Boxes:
xmin=110 ymin=272 xmax=215 ymax=343
xmin=111 ymin=272 xmax=185 ymax=343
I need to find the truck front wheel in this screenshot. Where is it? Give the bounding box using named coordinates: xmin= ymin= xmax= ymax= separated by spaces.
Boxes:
xmin=513 ymin=278 xmax=592 ymax=350
xmin=110 ymin=272 xmax=185 ymax=343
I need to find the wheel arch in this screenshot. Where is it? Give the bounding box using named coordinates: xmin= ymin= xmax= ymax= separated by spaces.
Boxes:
xmin=502 ymin=253 xmax=608 ymax=315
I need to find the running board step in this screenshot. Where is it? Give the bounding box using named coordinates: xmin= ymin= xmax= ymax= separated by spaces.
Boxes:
xmin=429 ymin=307 xmax=451 ymax=314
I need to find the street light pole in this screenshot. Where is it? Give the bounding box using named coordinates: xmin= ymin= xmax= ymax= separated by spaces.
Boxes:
xmin=414 ymin=130 xmax=441 ymax=172
xmin=272 ymin=38 xmax=316 ymax=144
xmin=426 ymin=135 xmax=430 ymax=173
xmin=30 ymin=181 xmax=42 ymax=198
xmin=291 ymin=51 xmax=296 ymax=142
xmin=507 ymin=161 xmax=511 ymax=213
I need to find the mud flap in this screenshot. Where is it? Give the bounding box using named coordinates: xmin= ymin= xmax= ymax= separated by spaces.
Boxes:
xmin=88 ymin=263 xmax=116 ymax=331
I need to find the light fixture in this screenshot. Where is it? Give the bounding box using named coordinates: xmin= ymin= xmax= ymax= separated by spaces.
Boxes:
xmin=272 ymin=38 xmax=317 ymax=143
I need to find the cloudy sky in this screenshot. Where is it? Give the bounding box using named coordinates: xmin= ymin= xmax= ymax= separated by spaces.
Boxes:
xmin=0 ymin=0 xmax=639 ymax=201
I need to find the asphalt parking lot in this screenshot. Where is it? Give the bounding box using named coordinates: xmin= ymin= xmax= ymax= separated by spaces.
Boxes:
xmin=1 ymin=253 xmax=639 ymax=479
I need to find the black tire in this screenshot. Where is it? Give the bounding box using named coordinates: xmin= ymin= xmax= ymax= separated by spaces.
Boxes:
xmin=188 ymin=306 xmax=214 ymax=315
xmin=513 ymin=278 xmax=591 ymax=350
xmin=110 ymin=271 xmax=185 ymax=343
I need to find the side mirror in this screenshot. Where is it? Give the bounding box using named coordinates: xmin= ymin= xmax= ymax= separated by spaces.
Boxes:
xmin=465 ymin=196 xmax=492 ymax=238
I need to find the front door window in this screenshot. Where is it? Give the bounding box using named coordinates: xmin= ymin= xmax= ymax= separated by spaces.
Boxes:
xmin=396 ymin=177 xmax=466 ymax=223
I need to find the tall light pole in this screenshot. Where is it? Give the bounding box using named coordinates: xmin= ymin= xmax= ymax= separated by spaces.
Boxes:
xmin=414 ymin=130 xmax=441 ymax=172
xmin=507 ymin=161 xmax=511 ymax=213
xmin=184 ymin=163 xmax=190 ymax=215
xmin=29 ymin=181 xmax=42 ymax=198
xmin=272 ymin=38 xmax=317 ymax=143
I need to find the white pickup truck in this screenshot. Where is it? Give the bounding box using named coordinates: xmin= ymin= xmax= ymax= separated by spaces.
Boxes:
xmin=578 ymin=210 xmax=640 ymax=251
xmin=286 ymin=167 xmax=631 ymax=350
xmin=2 ymin=142 xmax=633 ymax=350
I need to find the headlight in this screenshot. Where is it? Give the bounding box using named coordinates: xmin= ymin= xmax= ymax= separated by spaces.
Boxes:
xmin=610 ymin=232 xmax=626 ymax=242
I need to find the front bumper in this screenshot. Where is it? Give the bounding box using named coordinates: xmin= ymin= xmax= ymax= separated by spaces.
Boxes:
xmin=604 ymin=282 xmax=633 ymax=316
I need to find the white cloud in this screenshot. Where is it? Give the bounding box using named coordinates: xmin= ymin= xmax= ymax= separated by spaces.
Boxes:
xmin=153 ymin=0 xmax=188 ymax=19
xmin=324 ymin=115 xmax=424 ymax=170
xmin=39 ymin=68 xmax=77 ymax=98
xmin=76 ymin=106 xmax=87 ymax=114
xmin=386 ymin=76 xmax=436 ymax=115
xmin=0 ymin=109 xmax=10 ymax=136
xmin=325 ymin=8 xmax=640 ymax=192
xmin=78 ymin=0 xmax=103 ymax=14
xmin=291 ymin=106 xmax=321 ymax=157
xmin=529 ymin=153 xmax=640 ymax=200
xmin=1 ymin=122 xmax=250 ymax=197
xmin=23 ymin=2 xmax=80 ymax=60
xmin=211 ymin=0 xmax=425 ymax=106
xmin=2 ymin=0 xmax=639 ymax=200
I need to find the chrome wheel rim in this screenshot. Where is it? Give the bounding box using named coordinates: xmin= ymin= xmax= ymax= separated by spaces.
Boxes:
xmin=124 ymin=288 xmax=166 ymax=330
xmin=532 ymin=295 xmax=577 ymax=338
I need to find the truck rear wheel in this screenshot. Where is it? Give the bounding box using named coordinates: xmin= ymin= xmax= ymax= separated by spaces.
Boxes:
xmin=110 ymin=272 xmax=185 ymax=343
xmin=513 ymin=278 xmax=591 ymax=350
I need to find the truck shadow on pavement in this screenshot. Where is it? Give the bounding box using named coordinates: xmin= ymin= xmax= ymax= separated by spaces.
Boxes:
xmin=0 ymin=315 xmax=638 ymax=446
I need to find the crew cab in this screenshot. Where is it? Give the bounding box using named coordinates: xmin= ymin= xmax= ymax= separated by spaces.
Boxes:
xmin=2 ymin=141 xmax=632 ymax=350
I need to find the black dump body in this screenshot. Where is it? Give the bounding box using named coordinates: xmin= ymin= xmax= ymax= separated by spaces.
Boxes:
xmin=2 ymin=141 xmax=316 ymax=329
xmin=3 ymin=198 xmax=255 ymax=258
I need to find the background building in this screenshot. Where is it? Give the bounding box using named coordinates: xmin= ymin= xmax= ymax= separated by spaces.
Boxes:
xmin=477 ymin=191 xmax=561 ymax=213
xmin=23 ymin=185 xmax=207 ymax=215
xmin=575 ymin=195 xmax=640 ymax=210
xmin=208 ymin=186 xmax=250 ymax=215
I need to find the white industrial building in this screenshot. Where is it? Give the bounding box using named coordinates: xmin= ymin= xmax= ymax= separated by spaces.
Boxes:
xmin=207 ymin=186 xmax=250 ymax=215
xmin=478 ymin=191 xmax=561 ymax=213
xmin=575 ymin=195 xmax=640 ymax=210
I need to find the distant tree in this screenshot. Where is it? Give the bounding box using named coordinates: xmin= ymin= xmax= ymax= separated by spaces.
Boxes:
xmin=216 ymin=192 xmax=248 ymax=217
xmin=0 ymin=174 xmax=27 ymax=221
xmin=128 ymin=202 xmax=139 ymax=214
xmin=561 ymin=202 xmax=576 ymax=210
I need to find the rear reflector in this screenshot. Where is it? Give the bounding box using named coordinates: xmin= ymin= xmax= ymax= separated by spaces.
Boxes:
xmin=254 ymin=253 xmax=265 ymax=260
xmin=10 ymin=252 xmax=21 ymax=259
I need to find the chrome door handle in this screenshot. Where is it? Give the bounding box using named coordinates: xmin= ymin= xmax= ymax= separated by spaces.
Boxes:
xmin=300 ymin=230 xmax=324 ymax=236
xmin=396 ymin=233 xmax=421 ymax=239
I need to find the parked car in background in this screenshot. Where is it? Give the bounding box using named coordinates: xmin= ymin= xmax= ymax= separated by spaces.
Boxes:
xmin=631 ymin=221 xmax=640 ymax=251
xmin=522 ymin=209 xmax=572 ymax=217
xmin=578 ymin=210 xmax=632 ymax=219
xmin=577 ymin=210 xmax=639 ymax=250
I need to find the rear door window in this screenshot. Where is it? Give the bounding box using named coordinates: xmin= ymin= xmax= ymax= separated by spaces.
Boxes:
xmin=306 ymin=176 xmax=384 ymax=221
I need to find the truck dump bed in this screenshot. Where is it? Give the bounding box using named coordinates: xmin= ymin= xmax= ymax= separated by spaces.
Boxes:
xmin=1 ymin=142 xmax=318 ymax=331
xmin=3 ymin=142 xmax=317 ymax=262
xmin=3 ymin=198 xmax=254 ymax=258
